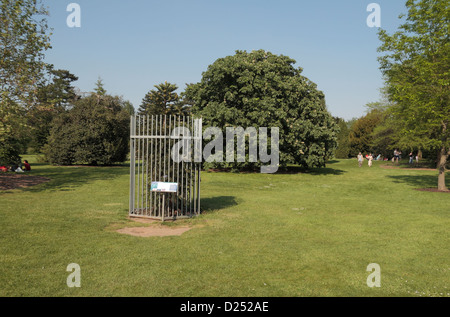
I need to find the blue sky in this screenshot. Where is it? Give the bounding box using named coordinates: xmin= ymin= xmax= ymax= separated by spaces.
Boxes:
xmin=44 ymin=0 xmax=407 ymax=120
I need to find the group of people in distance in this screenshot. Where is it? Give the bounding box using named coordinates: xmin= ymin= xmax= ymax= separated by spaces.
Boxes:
xmin=0 ymin=160 xmax=31 ymax=173
xmin=357 ymin=152 xmax=376 ymax=167
xmin=408 ymin=151 xmax=419 ymax=164
xmin=357 ymin=149 xmax=420 ymax=168
xmin=392 ymin=149 xmax=419 ymax=164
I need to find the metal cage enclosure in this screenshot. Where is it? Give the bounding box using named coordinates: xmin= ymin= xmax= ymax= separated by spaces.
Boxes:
xmin=129 ymin=115 xmax=202 ymax=221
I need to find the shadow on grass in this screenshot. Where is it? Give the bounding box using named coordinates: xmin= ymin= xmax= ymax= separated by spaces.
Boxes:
xmin=200 ymin=196 xmax=238 ymax=213
xmin=276 ymin=165 xmax=346 ymax=175
xmin=18 ymin=165 xmax=129 ymax=193
xmin=386 ymin=173 xmax=449 ymax=190
xmin=205 ymin=162 xmax=346 ymax=176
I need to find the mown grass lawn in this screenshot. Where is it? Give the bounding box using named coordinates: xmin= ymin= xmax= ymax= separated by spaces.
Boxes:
xmin=0 ymin=156 xmax=448 ymax=297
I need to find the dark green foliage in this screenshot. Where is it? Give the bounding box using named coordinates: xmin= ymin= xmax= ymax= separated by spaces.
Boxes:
xmin=36 ymin=69 xmax=79 ymax=109
xmin=369 ymin=111 xmax=399 ymax=158
xmin=122 ymin=100 xmax=135 ymax=116
xmin=377 ymin=0 xmax=449 ymax=190
xmin=349 ymin=109 xmax=384 ymax=157
xmin=0 ymin=136 xmax=22 ymax=166
xmin=138 ymin=82 xmax=190 ymax=116
xmin=93 ymin=77 xmax=107 ymax=96
xmin=0 ymin=0 xmax=51 ymax=164
xmin=334 ymin=117 xmax=351 ymax=159
xmin=27 ymin=69 xmax=79 ymax=152
xmin=45 ymin=94 xmax=130 ymax=165
xmin=185 ymin=50 xmax=338 ymax=170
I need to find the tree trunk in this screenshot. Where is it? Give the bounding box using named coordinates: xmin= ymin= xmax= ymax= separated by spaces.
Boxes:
xmin=437 ymin=146 xmax=449 ymax=191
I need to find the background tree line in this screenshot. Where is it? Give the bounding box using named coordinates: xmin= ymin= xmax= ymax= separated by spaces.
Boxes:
xmin=333 ymin=0 xmax=448 ymax=190
xmin=1 ymin=0 xmax=447 ymax=189
xmin=334 ymin=99 xmax=440 ymax=163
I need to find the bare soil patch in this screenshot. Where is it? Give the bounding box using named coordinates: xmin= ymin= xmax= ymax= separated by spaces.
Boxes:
xmin=0 ymin=173 xmax=50 ymax=190
xmin=115 ymin=217 xmax=192 ymax=237
xmin=116 ymin=226 xmax=192 ymax=237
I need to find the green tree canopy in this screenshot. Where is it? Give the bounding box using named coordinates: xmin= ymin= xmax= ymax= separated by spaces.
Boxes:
xmin=138 ymin=81 xmax=189 ymax=116
xmin=0 ymin=0 xmax=52 ymax=165
xmin=26 ymin=68 xmax=79 ymax=152
xmin=334 ymin=117 xmax=351 ymax=159
xmin=349 ymin=108 xmax=384 ymax=157
xmin=378 ymin=0 xmax=449 ymax=190
xmin=94 ymin=77 xmax=107 ymax=96
xmin=185 ymin=49 xmax=338 ymax=170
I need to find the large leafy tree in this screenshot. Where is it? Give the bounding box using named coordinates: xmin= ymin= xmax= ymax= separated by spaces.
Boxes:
xmin=185 ymin=49 xmax=338 ymax=170
xmin=378 ymin=0 xmax=449 ymax=190
xmin=349 ymin=108 xmax=384 ymax=157
xmin=138 ymin=81 xmax=189 ymax=116
xmin=0 ymin=0 xmax=52 ymax=165
xmin=45 ymin=93 xmax=130 ymax=166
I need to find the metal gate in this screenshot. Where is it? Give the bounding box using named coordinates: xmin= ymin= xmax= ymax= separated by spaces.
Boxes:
xmin=129 ymin=115 xmax=202 ymax=220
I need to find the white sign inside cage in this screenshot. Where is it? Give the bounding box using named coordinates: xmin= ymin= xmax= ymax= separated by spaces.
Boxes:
xmin=150 ymin=182 xmax=178 ymax=193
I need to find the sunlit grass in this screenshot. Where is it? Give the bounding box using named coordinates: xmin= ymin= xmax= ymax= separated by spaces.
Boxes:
xmin=0 ymin=156 xmax=448 ymax=296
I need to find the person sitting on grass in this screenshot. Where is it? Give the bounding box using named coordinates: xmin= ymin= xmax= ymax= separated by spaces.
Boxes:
xmin=23 ymin=160 xmax=31 ymax=171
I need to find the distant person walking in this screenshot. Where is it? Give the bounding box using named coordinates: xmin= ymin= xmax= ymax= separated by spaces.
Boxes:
xmin=357 ymin=152 xmax=364 ymax=167
xmin=368 ymin=153 xmax=373 ymax=167
xmin=409 ymin=152 xmax=414 ymax=164
xmin=393 ymin=149 xmax=400 ymax=163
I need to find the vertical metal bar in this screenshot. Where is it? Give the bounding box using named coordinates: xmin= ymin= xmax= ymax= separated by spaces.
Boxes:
xmin=140 ymin=116 xmax=144 ymax=214
xmin=152 ymin=115 xmax=158 ymax=217
xmin=129 ymin=115 xmax=136 ymax=216
xmin=175 ymin=116 xmax=181 ymax=214
xmin=198 ymin=118 xmax=202 ymax=215
xmin=136 ymin=115 xmax=141 ymax=215
xmin=150 ymin=115 xmax=153 ymax=217
xmin=172 ymin=115 xmax=175 ymax=217
xmin=140 ymin=117 xmax=145 ymax=214
xmin=193 ymin=117 xmax=197 ymax=216
xmin=197 ymin=163 xmax=200 ymax=215
xmin=190 ymin=116 xmax=193 ymax=217
xmin=164 ymin=115 xmax=167 ymax=181
xmin=186 ymin=116 xmax=190 ymax=217
xmin=196 ymin=118 xmax=200 ymax=215
xmin=169 ymin=115 xmax=173 ymax=218
xmin=158 ymin=115 xmax=162 ymax=217
xmin=198 ymin=163 xmax=200 ymax=215
xmin=145 ymin=115 xmax=149 ymax=216
xmin=163 ymin=114 xmax=167 ymax=219
xmin=192 ymin=162 xmax=195 ymax=217
xmin=161 ymin=193 xmax=165 ymax=222
xmin=183 ymin=116 xmax=186 ymax=217
xmin=156 ymin=115 xmax=159 ymax=218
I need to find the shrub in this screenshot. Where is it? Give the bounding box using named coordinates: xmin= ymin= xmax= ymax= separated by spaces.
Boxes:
xmin=45 ymin=94 xmax=130 ymax=165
